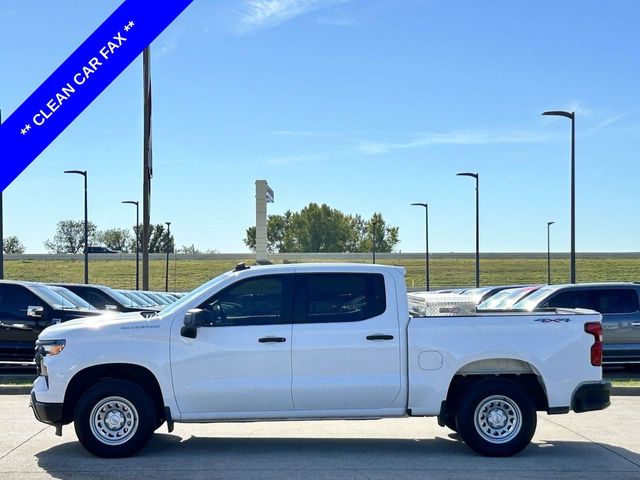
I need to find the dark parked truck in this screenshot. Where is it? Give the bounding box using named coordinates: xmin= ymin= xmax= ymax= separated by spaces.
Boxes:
xmin=52 ymin=283 xmax=161 ymax=314
xmin=0 ymin=281 xmax=102 ymax=363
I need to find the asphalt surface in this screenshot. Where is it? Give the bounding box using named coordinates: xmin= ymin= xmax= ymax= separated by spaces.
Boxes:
xmin=0 ymin=395 xmax=639 ymax=480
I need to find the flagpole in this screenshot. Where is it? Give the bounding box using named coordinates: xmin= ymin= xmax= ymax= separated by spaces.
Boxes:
xmin=142 ymin=47 xmax=152 ymax=290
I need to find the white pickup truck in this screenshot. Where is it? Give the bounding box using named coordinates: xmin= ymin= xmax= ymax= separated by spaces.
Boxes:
xmin=30 ymin=263 xmax=610 ymax=458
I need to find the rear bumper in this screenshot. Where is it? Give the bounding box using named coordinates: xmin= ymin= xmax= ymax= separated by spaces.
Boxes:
xmin=572 ymin=381 xmax=611 ymax=413
xmin=30 ymin=391 xmax=63 ymax=426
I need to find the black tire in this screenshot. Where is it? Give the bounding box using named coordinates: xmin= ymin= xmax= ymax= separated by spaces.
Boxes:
xmin=455 ymin=379 xmax=536 ymax=457
xmin=74 ymin=379 xmax=156 ymax=458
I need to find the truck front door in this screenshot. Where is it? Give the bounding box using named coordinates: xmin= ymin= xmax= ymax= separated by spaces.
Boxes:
xmin=291 ymin=272 xmax=401 ymax=411
xmin=171 ymin=274 xmax=294 ymax=415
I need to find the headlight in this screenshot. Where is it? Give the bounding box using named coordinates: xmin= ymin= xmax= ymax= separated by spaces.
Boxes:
xmin=36 ymin=339 xmax=66 ymax=356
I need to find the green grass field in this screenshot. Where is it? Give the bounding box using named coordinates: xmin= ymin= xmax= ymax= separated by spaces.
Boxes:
xmin=4 ymin=255 xmax=640 ymax=291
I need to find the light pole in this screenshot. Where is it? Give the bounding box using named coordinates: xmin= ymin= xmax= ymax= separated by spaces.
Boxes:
xmin=371 ymin=220 xmax=377 ymax=264
xmin=165 ymin=222 xmax=171 ymax=292
xmin=542 ymin=110 xmax=576 ymax=283
xmin=64 ymin=170 xmax=88 ymax=284
xmin=547 ymin=221 xmax=555 ymax=284
xmin=411 ymin=203 xmax=430 ymax=290
xmin=122 ymin=201 xmax=140 ymax=290
xmin=457 ymin=172 xmax=479 ymax=287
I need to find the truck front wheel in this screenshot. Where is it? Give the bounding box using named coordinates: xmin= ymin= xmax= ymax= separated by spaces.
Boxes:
xmin=74 ymin=380 xmax=156 ymax=458
xmin=455 ymin=379 xmax=536 ymax=457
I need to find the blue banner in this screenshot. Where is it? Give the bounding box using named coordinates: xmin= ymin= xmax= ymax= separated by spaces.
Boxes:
xmin=0 ymin=0 xmax=193 ymax=192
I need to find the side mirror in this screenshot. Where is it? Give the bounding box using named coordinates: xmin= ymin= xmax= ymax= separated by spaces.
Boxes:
xmin=181 ymin=308 xmax=213 ymax=338
xmin=27 ymin=306 xmax=45 ymax=319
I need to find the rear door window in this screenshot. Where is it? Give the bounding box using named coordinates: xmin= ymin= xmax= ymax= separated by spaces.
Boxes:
xmin=542 ymin=288 xmax=640 ymax=314
xmin=301 ymin=273 xmax=386 ymax=323
xmin=542 ymin=290 xmax=592 ymax=310
xmin=589 ymin=289 xmax=639 ymax=314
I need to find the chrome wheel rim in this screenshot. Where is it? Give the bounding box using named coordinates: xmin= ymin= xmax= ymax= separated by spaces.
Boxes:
xmin=89 ymin=396 xmax=139 ymax=446
xmin=473 ymin=395 xmax=522 ymax=444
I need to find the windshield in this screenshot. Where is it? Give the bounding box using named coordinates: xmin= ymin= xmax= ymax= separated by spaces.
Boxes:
xmin=135 ymin=292 xmax=159 ymax=306
xmin=144 ymin=292 xmax=169 ymax=305
xmin=477 ymin=288 xmax=520 ymax=310
xmin=118 ymin=290 xmax=146 ymax=307
xmin=49 ymin=286 xmax=96 ymax=310
xmin=161 ymin=270 xmax=236 ymax=316
xmin=33 ymin=285 xmax=91 ymax=310
xmin=512 ymin=286 xmax=557 ymax=311
xmin=103 ymin=287 xmax=142 ymax=308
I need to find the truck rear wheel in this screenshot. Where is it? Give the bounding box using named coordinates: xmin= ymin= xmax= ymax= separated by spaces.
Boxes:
xmin=74 ymin=380 xmax=155 ymax=458
xmin=455 ymin=379 xmax=536 ymax=457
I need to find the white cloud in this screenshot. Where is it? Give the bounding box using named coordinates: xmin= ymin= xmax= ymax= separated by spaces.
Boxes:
xmin=354 ymin=130 xmax=557 ymax=155
xmin=238 ymin=0 xmax=350 ymax=32
xmin=583 ymin=111 xmax=636 ymax=137
xmin=566 ymin=101 xmax=592 ymax=117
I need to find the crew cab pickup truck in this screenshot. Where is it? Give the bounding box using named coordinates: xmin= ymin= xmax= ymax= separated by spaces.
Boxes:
xmin=30 ymin=264 xmax=610 ymax=458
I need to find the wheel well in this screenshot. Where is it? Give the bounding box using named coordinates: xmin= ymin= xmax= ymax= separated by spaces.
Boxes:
xmin=443 ymin=373 xmax=548 ymax=419
xmin=62 ymin=363 xmax=165 ymax=425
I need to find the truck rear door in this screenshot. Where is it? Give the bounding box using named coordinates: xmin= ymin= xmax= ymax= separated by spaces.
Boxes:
xmin=291 ymin=272 xmax=401 ymax=410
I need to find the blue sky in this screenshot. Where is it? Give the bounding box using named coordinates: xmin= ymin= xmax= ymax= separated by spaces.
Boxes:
xmin=1 ymin=0 xmax=639 ymax=253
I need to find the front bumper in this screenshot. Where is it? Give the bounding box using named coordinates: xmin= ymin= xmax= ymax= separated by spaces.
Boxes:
xmin=572 ymin=381 xmax=611 ymax=413
xmin=30 ymin=391 xmax=63 ymax=426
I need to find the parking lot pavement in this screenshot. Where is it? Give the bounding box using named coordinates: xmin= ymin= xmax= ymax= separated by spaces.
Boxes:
xmin=0 ymin=396 xmax=639 ymax=480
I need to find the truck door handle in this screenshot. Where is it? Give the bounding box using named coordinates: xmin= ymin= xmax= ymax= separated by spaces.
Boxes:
xmin=258 ymin=337 xmax=286 ymax=343
xmin=366 ymin=334 xmax=394 ymax=341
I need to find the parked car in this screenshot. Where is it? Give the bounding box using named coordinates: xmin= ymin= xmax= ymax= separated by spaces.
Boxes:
xmin=459 ymin=285 xmax=526 ymax=304
xmin=0 ymin=281 xmax=102 ymax=363
xmin=32 ymin=264 xmax=609 ymax=458
xmin=477 ymin=286 xmax=542 ymax=310
xmin=117 ymin=290 xmax=151 ymax=309
xmin=512 ymin=282 xmax=640 ymax=365
xmin=87 ymin=246 xmax=119 ymax=254
xmin=132 ymin=291 xmax=162 ymax=307
xmin=52 ymin=284 xmax=160 ymax=314
xmin=142 ymin=291 xmax=171 ymax=306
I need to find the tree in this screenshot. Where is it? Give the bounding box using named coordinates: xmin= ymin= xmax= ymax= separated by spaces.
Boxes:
xmin=244 ymin=204 xmax=400 ymax=253
xmin=357 ymin=212 xmax=400 ymax=253
xmin=3 ymin=235 xmax=25 ymax=253
xmin=96 ymin=228 xmax=133 ymax=252
xmin=178 ymin=244 xmax=201 ymax=254
xmin=132 ymin=224 xmax=175 ymax=253
xmin=244 ymin=211 xmax=296 ymax=253
xmin=44 ymin=220 xmax=98 ymax=253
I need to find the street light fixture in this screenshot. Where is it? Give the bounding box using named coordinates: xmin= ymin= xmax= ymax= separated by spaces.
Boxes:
xmin=457 ymin=172 xmax=479 ymax=287
xmin=547 ymin=221 xmax=555 ymax=285
xmin=64 ymin=170 xmax=89 ymax=284
xmin=411 ymin=203 xmax=430 ymax=291
xmin=122 ymin=201 xmax=140 ymax=290
xmin=542 ymin=110 xmax=576 ymax=283
xmin=165 ymin=222 xmax=171 ymax=292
